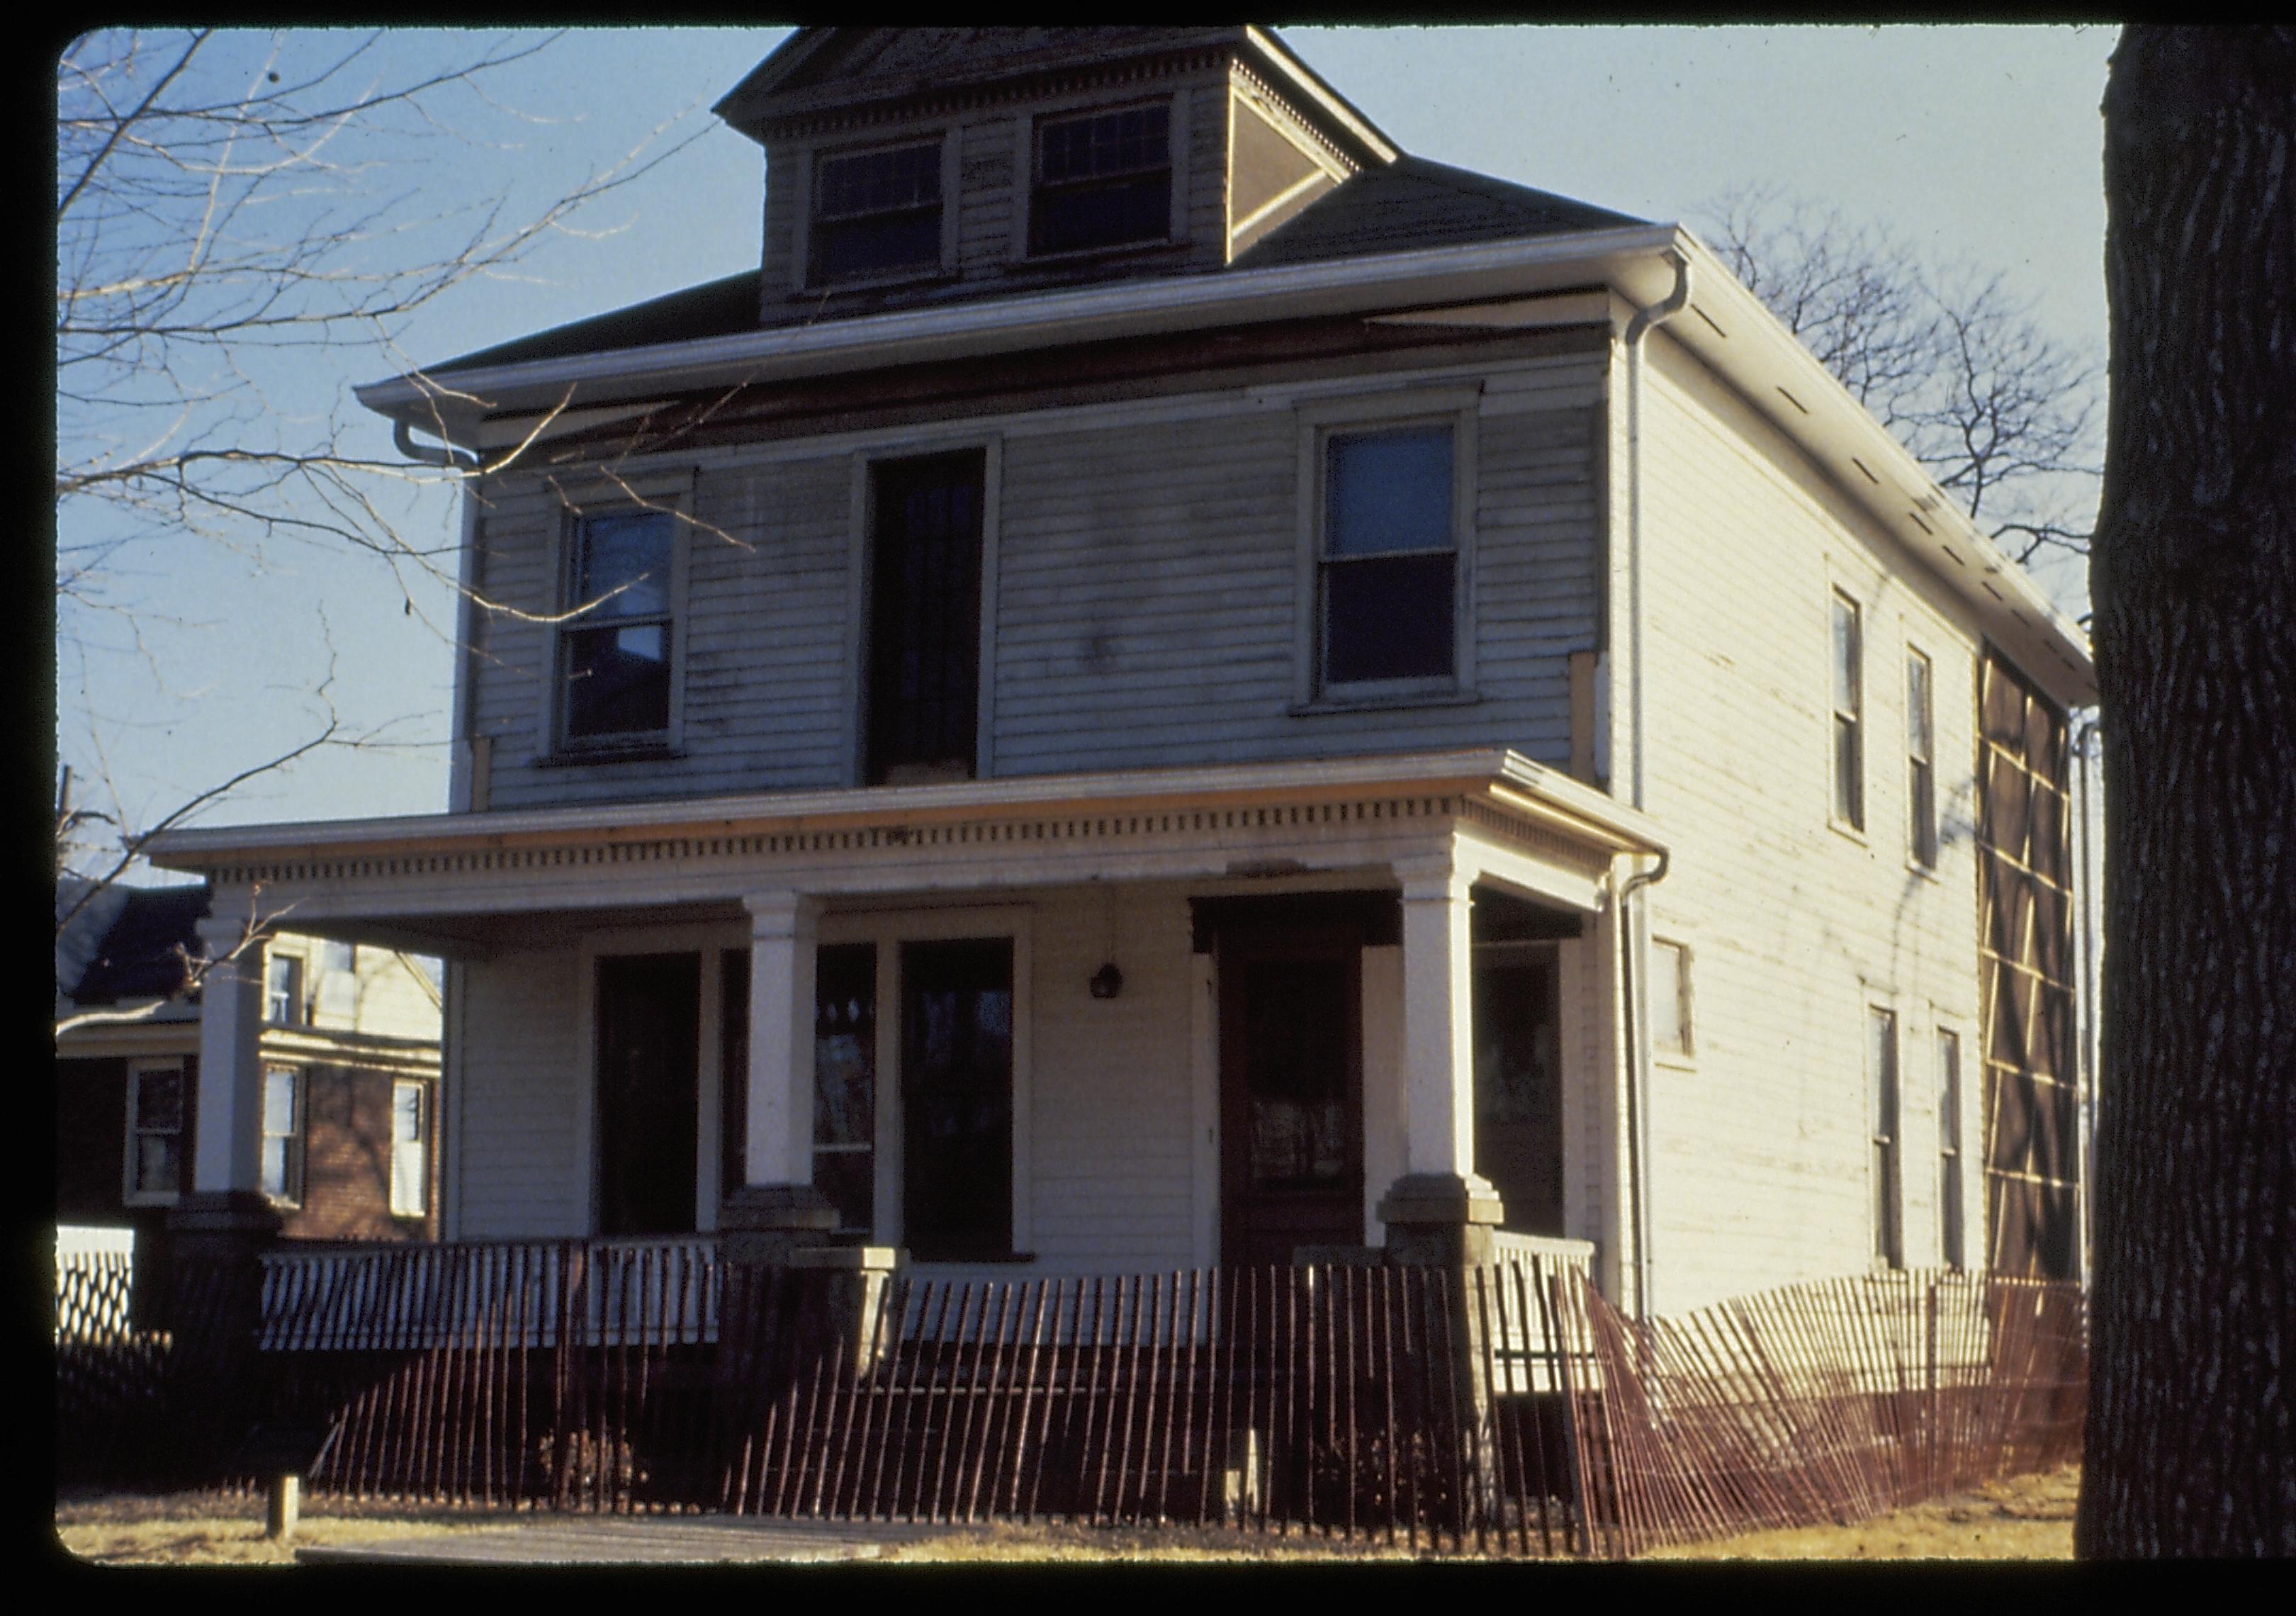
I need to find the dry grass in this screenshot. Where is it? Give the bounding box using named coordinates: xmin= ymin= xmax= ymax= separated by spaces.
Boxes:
xmin=52 ymin=1466 xmax=2081 ymax=1565
xmin=1649 ymin=1463 xmax=2079 ymax=1560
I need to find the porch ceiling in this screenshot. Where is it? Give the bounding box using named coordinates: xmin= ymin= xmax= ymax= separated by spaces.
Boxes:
xmin=145 ymin=748 xmax=1664 ymax=958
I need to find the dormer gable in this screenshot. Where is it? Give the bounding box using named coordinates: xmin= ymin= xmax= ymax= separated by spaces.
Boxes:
xmin=713 ymin=26 xmax=1396 ymax=325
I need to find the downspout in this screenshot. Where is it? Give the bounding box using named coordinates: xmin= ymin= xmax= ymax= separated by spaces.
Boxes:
xmin=393 ymin=415 xmax=480 ymax=472
xmin=1615 ymin=248 xmax=1690 ymax=1318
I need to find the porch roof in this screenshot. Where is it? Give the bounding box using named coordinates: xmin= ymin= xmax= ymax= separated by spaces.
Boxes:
xmin=145 ymin=748 xmax=1662 ymax=957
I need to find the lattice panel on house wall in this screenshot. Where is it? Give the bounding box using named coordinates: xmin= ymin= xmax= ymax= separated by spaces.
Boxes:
xmin=1976 ymin=649 xmax=2079 ymax=1279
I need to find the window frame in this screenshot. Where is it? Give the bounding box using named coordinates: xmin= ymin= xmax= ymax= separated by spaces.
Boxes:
xmin=1830 ymin=590 xmax=1867 ymax=834
xmin=1293 ymin=388 xmax=1481 ymax=711
xmin=266 ymin=950 xmax=306 ymax=1026
xmin=1936 ymin=1025 xmax=1965 ymax=1271
xmin=390 ymin=1077 xmax=429 ymax=1219
xmin=123 ymin=1060 xmax=188 ymax=1207
xmin=1650 ymin=938 xmax=1695 ymax=1066
xmin=1906 ymin=645 xmax=1939 ymax=872
xmin=545 ymin=478 xmax=694 ymax=759
xmin=260 ymin=1063 xmax=305 ymax=1208
xmin=1867 ymin=1005 xmax=1902 ymax=1269
xmin=1023 ymin=96 xmax=1181 ymax=262
xmin=799 ymin=132 xmax=956 ymax=291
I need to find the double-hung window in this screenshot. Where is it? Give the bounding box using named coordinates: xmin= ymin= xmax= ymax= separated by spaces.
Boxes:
xmin=812 ymin=140 xmax=943 ymax=284
xmin=1030 ymin=103 xmax=1172 ymax=257
xmin=1907 ymin=649 xmax=1937 ymax=868
xmin=261 ymin=1065 xmax=303 ymax=1206
xmin=1937 ymin=1028 xmax=1964 ymax=1269
xmin=1308 ymin=407 xmax=1473 ymax=700
xmin=1831 ymin=592 xmax=1865 ymax=830
xmin=560 ymin=507 xmax=679 ymax=746
xmin=1868 ymin=1007 xmax=1901 ymax=1268
xmin=266 ymin=953 xmax=305 ymax=1026
xmin=390 ymin=1079 xmax=428 ymax=1218
xmin=125 ymin=1062 xmax=185 ymax=1204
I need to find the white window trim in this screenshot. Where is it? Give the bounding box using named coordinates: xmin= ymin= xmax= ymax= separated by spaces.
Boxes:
xmin=1866 ymin=1003 xmax=1903 ymax=1271
xmin=122 ymin=1059 xmax=188 ymax=1207
xmin=266 ymin=948 xmax=307 ymax=1027
xmin=1292 ymin=386 xmax=1482 ymax=712
xmin=819 ymin=905 xmax=1034 ymax=1262
xmin=390 ymin=1077 xmax=430 ymax=1219
xmin=794 ymin=129 xmax=960 ymax=294
xmin=1906 ymin=641 xmax=1940 ymax=877
xmin=542 ymin=471 xmax=697 ymax=761
xmin=843 ymin=437 xmax=1003 ymax=787
xmin=1829 ymin=586 xmax=1867 ymax=841
xmin=1650 ymin=936 xmax=1695 ymax=1068
xmin=261 ymin=1063 xmax=305 ymax=1209
xmin=1016 ymin=91 xmax=1189 ymax=265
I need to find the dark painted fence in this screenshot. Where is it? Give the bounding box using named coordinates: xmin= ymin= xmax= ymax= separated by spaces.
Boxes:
xmin=55 ymin=1236 xmax=2084 ymax=1556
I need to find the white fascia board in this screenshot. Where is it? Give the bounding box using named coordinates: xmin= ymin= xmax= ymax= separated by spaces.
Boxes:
xmin=353 ymin=225 xmax=1688 ymax=429
xmin=146 ymin=746 xmax=1665 ymax=872
xmin=1662 ymin=235 xmax=2096 ymax=708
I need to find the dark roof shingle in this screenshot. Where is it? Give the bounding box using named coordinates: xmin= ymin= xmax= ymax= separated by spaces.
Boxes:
xmin=1232 ymin=155 xmax=1645 ymax=269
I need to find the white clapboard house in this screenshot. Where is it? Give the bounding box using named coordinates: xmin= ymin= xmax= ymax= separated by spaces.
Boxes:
xmin=150 ymin=27 xmax=2091 ymax=1316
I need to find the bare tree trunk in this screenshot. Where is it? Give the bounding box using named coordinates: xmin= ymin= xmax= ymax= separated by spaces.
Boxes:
xmin=2080 ymin=26 xmax=2296 ymax=1557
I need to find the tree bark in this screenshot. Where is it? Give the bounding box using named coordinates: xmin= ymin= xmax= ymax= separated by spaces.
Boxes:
xmin=2079 ymin=26 xmax=2296 ymax=1557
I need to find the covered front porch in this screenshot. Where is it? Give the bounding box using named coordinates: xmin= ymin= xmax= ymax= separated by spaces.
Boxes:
xmin=150 ymin=748 xmax=1665 ymax=1300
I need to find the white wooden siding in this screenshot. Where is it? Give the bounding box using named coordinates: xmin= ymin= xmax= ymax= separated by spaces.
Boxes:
xmin=1629 ymin=332 xmax=1987 ymax=1313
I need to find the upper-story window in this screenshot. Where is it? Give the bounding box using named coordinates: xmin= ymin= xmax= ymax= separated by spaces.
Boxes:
xmin=266 ymin=952 xmax=306 ymax=1026
xmin=1907 ymin=648 xmax=1937 ymax=869
xmin=560 ymin=508 xmax=680 ymax=747
xmin=124 ymin=1062 xmax=185 ymax=1205
xmin=1316 ymin=420 xmax=1465 ymax=695
xmin=1831 ymin=591 xmax=1865 ymax=831
xmin=1030 ymin=103 xmax=1172 ymax=257
xmin=813 ymin=139 xmax=944 ymax=284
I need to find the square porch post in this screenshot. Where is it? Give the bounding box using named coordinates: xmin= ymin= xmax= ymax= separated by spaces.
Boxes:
xmin=721 ymin=890 xmax=838 ymax=1253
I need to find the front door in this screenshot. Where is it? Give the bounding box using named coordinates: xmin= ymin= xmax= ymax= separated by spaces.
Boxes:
xmin=1220 ymin=928 xmax=1364 ymax=1267
xmin=595 ymin=952 xmax=700 ymax=1236
xmin=901 ymin=938 xmax=1014 ymax=1262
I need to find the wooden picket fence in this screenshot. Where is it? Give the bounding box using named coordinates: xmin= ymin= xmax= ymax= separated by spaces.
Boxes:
xmin=55 ymin=1235 xmax=2085 ymax=1556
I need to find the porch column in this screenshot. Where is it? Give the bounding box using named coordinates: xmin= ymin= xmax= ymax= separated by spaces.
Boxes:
xmin=189 ymin=917 xmax=267 ymax=1196
xmin=1380 ymin=857 xmax=1505 ymax=1264
xmin=724 ymin=890 xmax=836 ymax=1250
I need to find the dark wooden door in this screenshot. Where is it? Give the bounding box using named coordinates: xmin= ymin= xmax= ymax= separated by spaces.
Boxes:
xmin=901 ymin=938 xmax=1013 ymax=1261
xmin=1472 ymin=947 xmax=1566 ymax=1236
xmin=1220 ymin=929 xmax=1364 ymax=1267
xmin=867 ymin=451 xmax=984 ymax=786
xmin=595 ymin=952 xmax=700 ymax=1236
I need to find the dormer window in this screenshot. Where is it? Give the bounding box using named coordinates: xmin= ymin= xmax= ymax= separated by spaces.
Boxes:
xmin=1030 ymin=103 xmax=1172 ymax=257
xmin=812 ymin=139 xmax=944 ymax=284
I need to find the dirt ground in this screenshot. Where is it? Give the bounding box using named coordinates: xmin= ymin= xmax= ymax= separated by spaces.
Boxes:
xmin=52 ymin=1464 xmax=2079 ymax=1565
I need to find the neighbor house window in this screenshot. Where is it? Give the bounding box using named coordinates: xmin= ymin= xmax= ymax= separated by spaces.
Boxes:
xmin=125 ymin=1062 xmax=185 ymax=1204
xmin=1832 ymin=592 xmax=1865 ymax=829
xmin=1937 ymin=1028 xmax=1964 ymax=1270
xmin=812 ymin=139 xmax=943 ymax=283
xmin=561 ymin=508 xmax=677 ymax=745
xmin=1868 ymin=1008 xmax=1901 ymax=1268
xmin=261 ymin=1065 xmax=303 ymax=1205
xmin=1030 ymin=103 xmax=1171 ymax=257
xmin=266 ymin=953 xmax=305 ymax=1026
xmin=390 ymin=1079 xmax=428 ymax=1218
xmin=1652 ymin=940 xmax=1694 ymax=1060
xmin=1319 ymin=422 xmax=1461 ymax=691
xmin=1908 ymin=649 xmax=1937 ymax=868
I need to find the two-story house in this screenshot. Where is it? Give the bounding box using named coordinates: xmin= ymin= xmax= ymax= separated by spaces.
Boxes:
xmin=56 ymin=877 xmax=444 ymax=1316
xmin=147 ymin=27 xmax=2090 ymax=1317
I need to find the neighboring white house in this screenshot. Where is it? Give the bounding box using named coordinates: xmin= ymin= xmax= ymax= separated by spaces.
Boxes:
xmin=147 ymin=27 xmax=2089 ymax=1316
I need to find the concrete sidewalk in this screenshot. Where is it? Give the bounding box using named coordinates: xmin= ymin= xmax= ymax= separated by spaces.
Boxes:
xmin=297 ymin=1513 xmax=963 ymax=1565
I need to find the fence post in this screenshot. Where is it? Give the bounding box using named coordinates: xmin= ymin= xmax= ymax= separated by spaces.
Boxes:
xmin=161 ymin=1189 xmax=282 ymax=1483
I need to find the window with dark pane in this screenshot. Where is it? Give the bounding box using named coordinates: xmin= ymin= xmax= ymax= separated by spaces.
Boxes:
xmin=563 ymin=509 xmax=674 ymax=741
xmin=1908 ymin=649 xmax=1937 ymax=868
xmin=130 ymin=1065 xmax=184 ymax=1199
xmin=813 ymin=943 xmax=877 ymax=1240
xmin=1869 ymin=1008 xmax=1901 ymax=1267
xmin=1031 ymin=104 xmax=1171 ymax=256
xmin=1832 ymin=593 xmax=1864 ymax=829
xmin=1321 ymin=425 xmax=1456 ymax=688
xmin=814 ymin=140 xmax=942 ymax=282
xmin=867 ymin=452 xmax=984 ymax=785
xmin=1937 ymin=1028 xmax=1964 ymax=1269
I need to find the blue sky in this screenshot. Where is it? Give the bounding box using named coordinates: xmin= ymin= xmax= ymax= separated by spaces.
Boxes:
xmin=54 ymin=25 xmax=2117 ymax=855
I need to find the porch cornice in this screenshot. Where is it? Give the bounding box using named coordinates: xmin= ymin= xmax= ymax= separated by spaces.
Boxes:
xmin=146 ymin=748 xmax=1664 ymax=877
